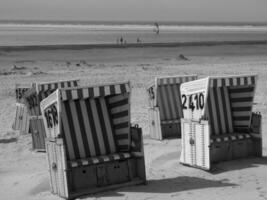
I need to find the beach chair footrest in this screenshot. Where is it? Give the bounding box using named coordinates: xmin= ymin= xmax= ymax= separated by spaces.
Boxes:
xmin=210 ymin=134 xmax=254 ymax=163
xmin=67 ymin=157 xmax=146 ymax=198
xmin=161 ymin=122 xmax=181 ymax=139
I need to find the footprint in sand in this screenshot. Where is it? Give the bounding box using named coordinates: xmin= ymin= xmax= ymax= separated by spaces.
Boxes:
xmin=258 ymin=193 xmax=267 ymax=199
xmin=257 ymin=187 xmax=262 ymax=191
xmin=13 ymin=181 xmax=19 ymax=186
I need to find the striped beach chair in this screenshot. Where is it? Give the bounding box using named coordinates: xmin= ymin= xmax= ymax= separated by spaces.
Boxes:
xmin=23 ymin=79 xmax=79 ymax=151
xmin=147 ymin=75 xmax=197 ymax=140
xmin=179 ymin=75 xmax=262 ymax=170
xmin=12 ymin=83 xmax=32 ymax=134
xmin=40 ymin=82 xmax=146 ymax=199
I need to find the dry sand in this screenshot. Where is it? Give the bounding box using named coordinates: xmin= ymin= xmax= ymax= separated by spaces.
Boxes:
xmin=0 ymin=44 xmax=267 ymax=200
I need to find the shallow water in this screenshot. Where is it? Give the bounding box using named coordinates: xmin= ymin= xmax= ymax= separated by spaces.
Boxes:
xmin=1 ymin=21 xmax=267 ymax=46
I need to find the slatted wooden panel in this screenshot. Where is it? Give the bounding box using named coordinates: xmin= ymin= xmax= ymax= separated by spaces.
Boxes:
xmin=180 ymin=119 xmax=210 ymax=170
xmin=148 ymin=107 xmax=162 ymax=140
xmin=46 ymin=139 xmax=69 ymax=198
xmin=195 ymin=122 xmax=210 ymax=169
xmin=13 ymin=103 xmax=30 ymax=134
xmin=30 ymin=117 xmax=46 ymax=151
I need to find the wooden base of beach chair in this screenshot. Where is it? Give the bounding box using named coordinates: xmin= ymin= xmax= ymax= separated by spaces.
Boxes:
xmin=149 ymin=107 xmax=181 ymax=140
xmin=68 ymin=158 xmax=146 ymax=198
xmin=181 ymin=119 xmax=263 ymax=170
xmin=161 ymin=122 xmax=181 ymax=139
xmin=30 ymin=116 xmax=46 ymax=152
xmin=47 ymin=140 xmax=146 ymax=199
xmin=210 ymin=139 xmax=254 ymax=163
xmin=232 ymin=139 xmax=253 ymax=159
xmin=210 ymin=142 xmax=232 ymax=163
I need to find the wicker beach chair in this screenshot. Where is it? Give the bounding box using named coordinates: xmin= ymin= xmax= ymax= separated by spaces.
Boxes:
xmin=40 ymin=82 xmax=146 ymax=199
xmin=12 ymin=83 xmax=32 ymax=134
xmin=147 ymin=75 xmax=197 ymax=140
xmin=23 ymin=79 xmax=79 ymax=151
xmin=179 ymin=75 xmax=262 ymax=170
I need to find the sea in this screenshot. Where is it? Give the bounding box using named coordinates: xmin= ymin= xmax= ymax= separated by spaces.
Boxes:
xmin=1 ymin=20 xmax=267 ymax=46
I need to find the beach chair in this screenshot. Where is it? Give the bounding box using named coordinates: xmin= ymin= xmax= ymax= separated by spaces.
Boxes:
xmin=12 ymin=83 xmax=32 ymax=134
xmin=147 ymin=75 xmax=197 ymax=140
xmin=23 ymin=79 xmax=79 ymax=151
xmin=40 ymin=82 xmax=146 ymax=199
xmin=179 ymin=75 xmax=262 ymax=170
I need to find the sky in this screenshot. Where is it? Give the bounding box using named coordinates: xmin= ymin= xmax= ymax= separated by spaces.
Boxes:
xmin=0 ymin=0 xmax=267 ymax=22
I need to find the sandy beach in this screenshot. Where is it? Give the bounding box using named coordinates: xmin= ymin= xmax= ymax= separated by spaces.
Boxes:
xmin=0 ymin=44 xmax=267 ymax=200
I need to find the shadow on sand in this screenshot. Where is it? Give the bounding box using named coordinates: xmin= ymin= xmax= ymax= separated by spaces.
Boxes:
xmin=0 ymin=137 xmax=17 ymax=144
xmin=82 ymin=176 xmax=237 ymax=198
xmin=211 ymin=156 xmax=267 ymax=174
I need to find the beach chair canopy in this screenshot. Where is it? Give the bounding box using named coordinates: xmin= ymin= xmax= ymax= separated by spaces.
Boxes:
xmin=41 ymin=82 xmax=131 ymax=162
xmin=37 ymin=79 xmax=79 ymax=102
xmin=180 ymin=75 xmax=257 ymax=135
xmin=23 ymin=79 xmax=79 ymax=116
xmin=147 ymin=75 xmax=197 ymax=121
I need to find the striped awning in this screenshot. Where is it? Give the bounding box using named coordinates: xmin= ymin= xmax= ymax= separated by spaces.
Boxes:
xmin=205 ymin=75 xmax=257 ymax=134
xmin=181 ymin=75 xmax=258 ymax=135
xmin=209 ymin=75 xmax=257 ymax=88
xmin=37 ymin=79 xmax=79 ymax=92
xmin=60 ymin=82 xmax=130 ymax=101
xmin=157 ymin=75 xmax=197 ymax=86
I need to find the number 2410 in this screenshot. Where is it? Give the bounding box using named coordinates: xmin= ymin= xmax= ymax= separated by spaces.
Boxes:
xmin=182 ymin=93 xmax=204 ymax=110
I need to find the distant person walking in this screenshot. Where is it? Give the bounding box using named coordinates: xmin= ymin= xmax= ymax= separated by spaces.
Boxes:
xmin=154 ymin=22 xmax=159 ymax=34
xmin=120 ymin=36 xmax=123 ymax=45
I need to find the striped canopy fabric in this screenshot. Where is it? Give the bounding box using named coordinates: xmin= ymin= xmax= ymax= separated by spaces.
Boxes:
xmin=58 ymin=82 xmax=131 ymax=161
xmin=61 ymin=97 xmax=117 ymax=160
xmin=157 ymin=75 xmax=197 ymax=86
xmin=24 ymin=80 xmax=79 ymax=116
xmin=60 ymin=82 xmax=130 ymax=101
xmin=228 ymin=85 xmax=255 ymax=132
xmin=209 ymin=75 xmax=256 ymax=88
xmin=204 ymin=87 xmax=234 ymax=135
xmin=204 ymin=75 xmax=257 ymax=135
xmin=38 ymin=79 xmax=79 ymax=102
xmin=156 ymin=75 xmax=197 ymax=121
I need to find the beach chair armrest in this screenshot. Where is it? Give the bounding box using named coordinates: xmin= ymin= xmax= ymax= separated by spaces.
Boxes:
xmin=130 ymin=124 xmax=144 ymax=154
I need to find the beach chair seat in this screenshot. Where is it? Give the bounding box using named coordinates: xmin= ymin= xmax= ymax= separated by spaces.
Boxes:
xmin=68 ymin=152 xmax=132 ymax=168
xmin=12 ymin=103 xmax=30 ymax=134
xmin=180 ymin=75 xmax=262 ymax=170
xmin=23 ymin=79 xmax=79 ymax=151
xmin=147 ymin=75 xmax=197 ymax=140
xmin=41 ymin=82 xmax=146 ymax=199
